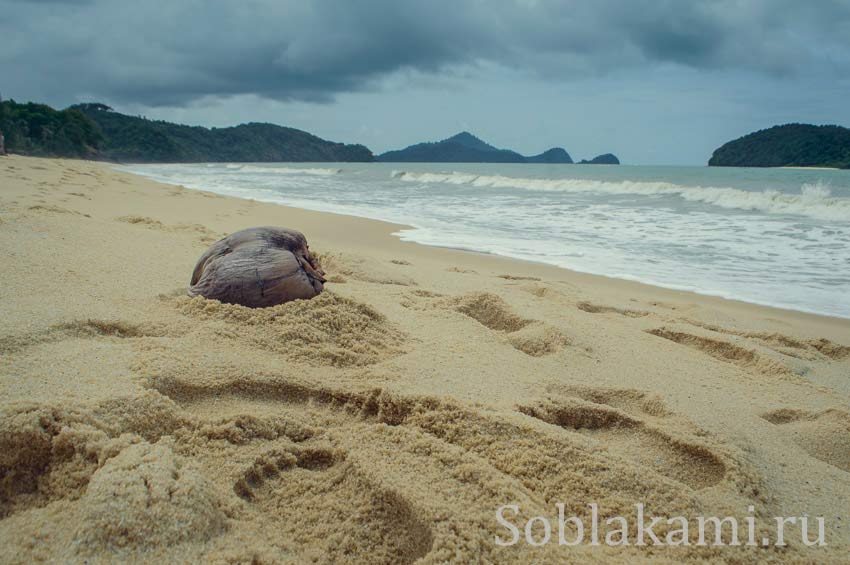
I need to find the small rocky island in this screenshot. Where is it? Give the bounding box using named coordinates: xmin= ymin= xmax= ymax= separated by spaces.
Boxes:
xmin=709 ymin=123 xmax=850 ymax=169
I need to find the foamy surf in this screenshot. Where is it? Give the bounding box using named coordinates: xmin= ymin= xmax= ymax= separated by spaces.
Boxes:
xmin=204 ymin=164 xmax=342 ymax=175
xmin=392 ymin=171 xmax=850 ymax=222
xmin=239 ymin=165 xmax=342 ymax=176
xmin=122 ymin=162 xmax=850 ymax=318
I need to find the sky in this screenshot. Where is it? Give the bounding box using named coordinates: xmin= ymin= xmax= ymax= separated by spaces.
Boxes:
xmin=2 ymin=0 xmax=849 ymax=165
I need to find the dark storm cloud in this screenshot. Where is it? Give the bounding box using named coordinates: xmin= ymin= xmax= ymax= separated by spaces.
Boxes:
xmin=1 ymin=0 xmax=848 ymax=106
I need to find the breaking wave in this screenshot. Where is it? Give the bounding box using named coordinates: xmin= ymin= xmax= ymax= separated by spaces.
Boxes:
xmin=238 ymin=166 xmax=342 ymax=176
xmin=391 ymin=171 xmax=850 ymax=221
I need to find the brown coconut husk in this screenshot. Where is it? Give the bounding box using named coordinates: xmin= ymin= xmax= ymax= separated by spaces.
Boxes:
xmin=189 ymin=226 xmax=325 ymax=307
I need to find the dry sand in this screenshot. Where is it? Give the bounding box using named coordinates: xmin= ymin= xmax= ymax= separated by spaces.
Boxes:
xmin=1 ymin=154 xmax=849 ymax=563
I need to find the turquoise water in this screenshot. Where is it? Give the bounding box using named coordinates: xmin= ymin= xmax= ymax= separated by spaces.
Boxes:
xmin=122 ymin=162 xmax=850 ymax=318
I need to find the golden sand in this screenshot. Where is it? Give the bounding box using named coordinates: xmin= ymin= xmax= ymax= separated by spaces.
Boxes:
xmin=1 ymin=155 xmax=849 ymax=562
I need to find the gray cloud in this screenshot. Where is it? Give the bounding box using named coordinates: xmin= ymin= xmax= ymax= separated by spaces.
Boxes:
xmin=1 ymin=0 xmax=849 ymax=106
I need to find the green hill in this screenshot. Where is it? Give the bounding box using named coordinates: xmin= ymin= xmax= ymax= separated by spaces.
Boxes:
xmin=0 ymin=100 xmax=103 ymax=158
xmin=579 ymin=153 xmax=620 ymax=165
xmin=709 ymin=124 xmax=850 ymax=169
xmin=0 ymin=99 xmax=374 ymax=162
xmin=378 ymin=131 xmax=574 ymax=163
xmin=526 ymin=148 xmax=574 ymax=164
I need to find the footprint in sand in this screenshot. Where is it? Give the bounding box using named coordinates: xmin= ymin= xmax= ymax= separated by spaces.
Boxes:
xmin=518 ymin=387 xmax=726 ymax=490
xmin=646 ymin=327 xmax=795 ymax=378
xmin=761 ymin=408 xmax=850 ymax=472
xmin=27 ymin=204 xmax=90 ymax=217
xmin=679 ymin=319 xmax=850 ymax=361
xmin=398 ymin=289 xmax=444 ymax=309
xmin=233 ymin=446 xmax=433 ymax=564
xmin=402 ymin=290 xmax=574 ymax=357
xmin=557 ymin=385 xmax=672 ymax=418
xmin=497 ymin=274 xmax=541 ymax=281
xmin=517 ymin=284 xmax=559 ymax=298
xmin=449 ymin=292 xmax=570 ymax=356
xmin=444 ymin=266 xmax=476 ymax=274
xmin=576 ymin=300 xmax=649 ymax=318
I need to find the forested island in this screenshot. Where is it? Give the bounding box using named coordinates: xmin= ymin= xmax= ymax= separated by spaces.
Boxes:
xmin=378 ymin=132 xmax=577 ymax=163
xmin=0 ymin=100 xmax=373 ymax=162
xmin=579 ymin=153 xmax=620 ymax=165
xmin=709 ymin=124 xmax=850 ymax=169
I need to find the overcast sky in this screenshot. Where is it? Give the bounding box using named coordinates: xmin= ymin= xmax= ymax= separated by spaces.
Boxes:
xmin=2 ymin=0 xmax=849 ymax=164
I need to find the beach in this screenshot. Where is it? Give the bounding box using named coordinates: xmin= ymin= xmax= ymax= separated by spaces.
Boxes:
xmin=125 ymin=162 xmax=850 ymax=318
xmin=2 ymin=154 xmax=850 ymax=562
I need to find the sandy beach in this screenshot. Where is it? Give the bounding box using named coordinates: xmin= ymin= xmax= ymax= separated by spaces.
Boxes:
xmin=1 ymin=154 xmax=849 ymax=562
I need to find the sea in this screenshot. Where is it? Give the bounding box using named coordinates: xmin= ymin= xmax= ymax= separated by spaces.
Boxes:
xmin=120 ymin=162 xmax=850 ymax=319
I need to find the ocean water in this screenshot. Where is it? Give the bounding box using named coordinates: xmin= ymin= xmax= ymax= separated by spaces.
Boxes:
xmin=120 ymin=162 xmax=850 ymax=319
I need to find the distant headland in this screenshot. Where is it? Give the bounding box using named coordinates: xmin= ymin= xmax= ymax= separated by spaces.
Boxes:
xmin=709 ymin=124 xmax=850 ymax=169
xmin=0 ymin=99 xmax=621 ymax=165
xmin=0 ymin=100 xmax=373 ymax=163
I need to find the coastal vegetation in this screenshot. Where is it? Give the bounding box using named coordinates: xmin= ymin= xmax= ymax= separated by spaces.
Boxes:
xmin=709 ymin=124 xmax=850 ymax=169
xmin=0 ymin=100 xmax=626 ymax=165
xmin=0 ymin=100 xmax=102 ymax=158
xmin=579 ymin=153 xmax=620 ymax=165
xmin=0 ymin=100 xmax=374 ymax=162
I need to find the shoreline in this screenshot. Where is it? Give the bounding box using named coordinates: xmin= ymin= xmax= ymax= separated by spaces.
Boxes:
xmin=121 ymin=162 xmax=849 ymax=324
xmin=390 ymin=227 xmax=849 ymax=322
xmin=2 ymin=154 xmax=850 ymax=562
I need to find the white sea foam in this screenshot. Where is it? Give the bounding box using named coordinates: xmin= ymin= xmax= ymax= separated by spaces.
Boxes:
xmin=392 ymin=171 xmax=850 ymax=221
xmin=239 ymin=165 xmax=342 ymax=176
xmin=121 ymin=162 xmax=850 ymax=318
